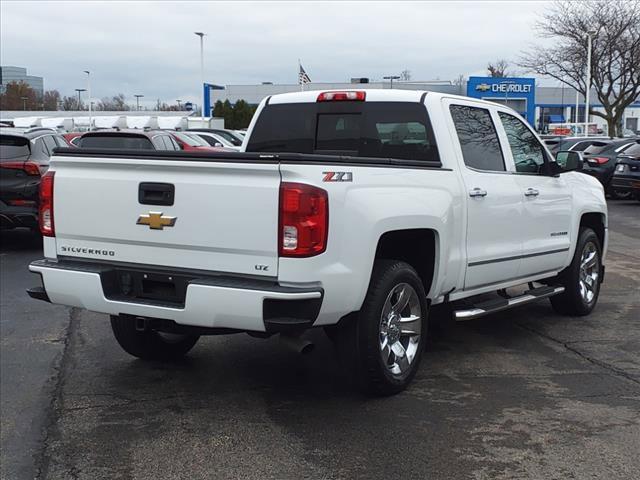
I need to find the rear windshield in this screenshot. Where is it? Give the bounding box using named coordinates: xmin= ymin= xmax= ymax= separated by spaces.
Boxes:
xmin=174 ymin=132 xmax=208 ymax=147
xmin=623 ymin=143 xmax=640 ymax=157
xmin=216 ymin=131 xmax=243 ymax=146
xmin=583 ymin=142 xmax=611 ymax=155
xmin=246 ymin=102 xmax=439 ymax=163
xmin=78 ymin=135 xmax=154 ymax=150
xmin=0 ymin=135 xmax=30 ymax=161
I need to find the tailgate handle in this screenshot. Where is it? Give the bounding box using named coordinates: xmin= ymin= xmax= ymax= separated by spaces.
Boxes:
xmin=139 ymin=182 xmax=175 ymax=206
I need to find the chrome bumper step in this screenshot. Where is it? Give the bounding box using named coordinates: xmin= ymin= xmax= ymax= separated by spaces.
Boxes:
xmin=454 ymin=286 xmax=565 ymax=321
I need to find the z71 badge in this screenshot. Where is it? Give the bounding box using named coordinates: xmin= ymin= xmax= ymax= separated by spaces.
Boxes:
xmin=322 ymin=171 xmax=353 ymax=182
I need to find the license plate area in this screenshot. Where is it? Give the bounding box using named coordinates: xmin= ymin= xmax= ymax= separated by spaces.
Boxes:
xmin=101 ymin=268 xmax=193 ymax=307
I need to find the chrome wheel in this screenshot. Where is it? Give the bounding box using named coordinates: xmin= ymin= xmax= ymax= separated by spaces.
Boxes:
xmin=579 ymin=241 xmax=599 ymax=304
xmin=379 ymin=283 xmax=422 ymax=377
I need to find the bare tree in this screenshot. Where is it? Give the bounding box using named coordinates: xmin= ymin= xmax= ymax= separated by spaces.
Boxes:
xmin=487 ymin=59 xmax=510 ymax=78
xmin=96 ymin=94 xmax=130 ymax=111
xmin=61 ymin=96 xmax=80 ymax=111
xmin=520 ymin=0 xmax=640 ymax=137
xmin=43 ymin=90 xmax=61 ymax=110
xmin=400 ymin=69 xmax=412 ymax=82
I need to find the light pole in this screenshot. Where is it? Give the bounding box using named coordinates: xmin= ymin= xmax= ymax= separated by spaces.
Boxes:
xmin=21 ymin=96 xmax=28 ymax=111
xmin=84 ymin=70 xmax=92 ymax=130
xmin=194 ymin=32 xmax=206 ymax=117
xmin=75 ymin=88 xmax=86 ymax=110
xmin=383 ymin=75 xmax=401 ymax=90
xmin=134 ymin=94 xmax=144 ymax=111
xmin=584 ymin=29 xmax=596 ymax=137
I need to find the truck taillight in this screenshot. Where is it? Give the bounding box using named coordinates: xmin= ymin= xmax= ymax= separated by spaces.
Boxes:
xmin=317 ymin=91 xmax=366 ymax=102
xmin=279 ymin=182 xmax=328 ymax=257
xmin=39 ymin=171 xmax=55 ymax=237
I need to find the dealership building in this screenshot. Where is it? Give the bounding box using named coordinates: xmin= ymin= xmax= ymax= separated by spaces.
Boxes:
xmin=0 ymin=66 xmax=44 ymax=98
xmin=209 ymin=77 xmax=640 ymax=134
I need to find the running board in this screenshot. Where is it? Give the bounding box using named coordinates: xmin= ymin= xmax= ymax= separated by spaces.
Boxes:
xmin=454 ymin=286 xmax=565 ymax=321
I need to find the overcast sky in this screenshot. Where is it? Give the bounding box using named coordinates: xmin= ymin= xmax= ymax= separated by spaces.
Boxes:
xmin=1 ymin=1 xmax=553 ymax=107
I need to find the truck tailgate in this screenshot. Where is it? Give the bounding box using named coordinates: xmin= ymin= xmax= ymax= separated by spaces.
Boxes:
xmin=51 ymin=154 xmax=280 ymax=277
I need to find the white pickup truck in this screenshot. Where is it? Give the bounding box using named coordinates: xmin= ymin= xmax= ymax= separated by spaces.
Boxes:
xmin=28 ymin=90 xmax=607 ymax=395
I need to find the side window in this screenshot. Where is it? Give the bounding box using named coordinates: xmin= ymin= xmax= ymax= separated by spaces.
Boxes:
xmin=450 ymin=105 xmax=505 ymax=172
xmin=498 ymin=112 xmax=547 ymax=174
xmin=43 ymin=135 xmax=58 ymax=156
xmin=152 ymin=136 xmax=167 ymax=150
xmin=34 ymin=138 xmax=48 ymax=157
xmin=167 ymin=136 xmax=181 ymax=150
xmin=55 ymin=135 xmax=69 ymax=147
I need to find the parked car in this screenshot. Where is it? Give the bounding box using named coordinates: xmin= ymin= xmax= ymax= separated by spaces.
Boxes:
xmin=188 ymin=128 xmax=244 ymax=147
xmin=0 ymin=127 xmax=68 ymax=231
xmin=188 ymin=131 xmax=241 ymax=151
xmin=581 ymin=138 xmax=639 ymax=199
xmin=28 ymin=90 xmax=607 ymax=396
xmin=169 ymin=132 xmax=228 ymax=152
xmin=77 ymin=130 xmax=182 ymax=150
xmin=544 ymin=136 xmax=611 ymax=155
xmin=62 ymin=132 xmax=83 ymax=147
xmin=611 ymin=142 xmax=640 ymax=201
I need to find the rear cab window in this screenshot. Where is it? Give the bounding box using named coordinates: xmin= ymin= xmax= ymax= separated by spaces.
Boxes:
xmin=246 ymin=102 xmax=440 ymax=164
xmin=0 ymin=135 xmax=31 ymax=161
xmin=79 ymin=135 xmax=154 ymax=150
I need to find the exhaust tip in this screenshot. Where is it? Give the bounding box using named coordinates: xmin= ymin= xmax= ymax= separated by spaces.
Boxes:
xmin=299 ymin=342 xmax=315 ymax=355
xmin=279 ymin=333 xmax=315 ymax=355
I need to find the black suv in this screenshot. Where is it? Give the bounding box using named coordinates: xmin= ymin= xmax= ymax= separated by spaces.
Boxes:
xmin=581 ymin=138 xmax=640 ymax=199
xmin=611 ymin=142 xmax=640 ymax=201
xmin=0 ymin=127 xmax=69 ymax=231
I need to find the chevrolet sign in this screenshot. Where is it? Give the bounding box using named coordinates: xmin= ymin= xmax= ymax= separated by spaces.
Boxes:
xmin=476 ymin=82 xmax=532 ymax=94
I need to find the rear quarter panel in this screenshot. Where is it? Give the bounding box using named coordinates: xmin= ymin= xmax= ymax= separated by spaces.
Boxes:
xmin=278 ymin=163 xmax=464 ymax=325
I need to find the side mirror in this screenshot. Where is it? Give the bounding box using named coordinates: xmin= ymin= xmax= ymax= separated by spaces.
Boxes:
xmin=214 ymin=142 xmax=223 ymax=147
xmin=553 ymin=151 xmax=583 ymax=174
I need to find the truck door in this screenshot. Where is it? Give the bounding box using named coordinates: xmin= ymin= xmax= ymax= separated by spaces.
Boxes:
xmin=445 ymin=100 xmax=524 ymax=290
xmin=496 ymin=111 xmax=573 ymax=277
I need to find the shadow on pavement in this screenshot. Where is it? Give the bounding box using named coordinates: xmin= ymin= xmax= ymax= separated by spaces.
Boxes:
xmin=0 ymin=228 xmax=43 ymax=253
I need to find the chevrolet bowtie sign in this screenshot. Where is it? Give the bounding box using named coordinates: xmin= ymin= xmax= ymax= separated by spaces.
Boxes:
xmin=475 ymin=83 xmax=491 ymax=92
xmin=136 ymin=212 xmax=177 ymax=230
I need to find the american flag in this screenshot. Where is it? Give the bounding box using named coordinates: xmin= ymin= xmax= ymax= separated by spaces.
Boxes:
xmin=298 ymin=63 xmax=311 ymax=85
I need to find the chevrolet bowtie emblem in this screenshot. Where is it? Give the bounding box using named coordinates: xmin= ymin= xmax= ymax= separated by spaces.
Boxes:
xmin=136 ymin=212 xmax=177 ymax=230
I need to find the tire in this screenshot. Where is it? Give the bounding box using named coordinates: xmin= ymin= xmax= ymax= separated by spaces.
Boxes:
xmin=550 ymin=227 xmax=602 ymax=316
xmin=110 ymin=315 xmax=200 ymax=360
xmin=351 ymin=260 xmax=428 ymax=396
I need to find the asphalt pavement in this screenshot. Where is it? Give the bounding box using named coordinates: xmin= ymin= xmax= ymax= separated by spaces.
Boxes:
xmin=1 ymin=201 xmax=639 ymax=480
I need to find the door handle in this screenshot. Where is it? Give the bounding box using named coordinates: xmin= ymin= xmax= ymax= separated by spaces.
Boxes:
xmin=469 ymin=188 xmax=487 ymax=198
xmin=524 ymin=188 xmax=539 ymax=197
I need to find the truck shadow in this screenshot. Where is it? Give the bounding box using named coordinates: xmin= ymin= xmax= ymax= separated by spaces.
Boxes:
xmin=0 ymin=228 xmax=43 ymax=253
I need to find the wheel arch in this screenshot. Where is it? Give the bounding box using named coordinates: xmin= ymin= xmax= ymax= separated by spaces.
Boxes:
xmin=373 ymin=229 xmax=438 ymax=298
xmin=580 ymin=212 xmax=606 ymax=250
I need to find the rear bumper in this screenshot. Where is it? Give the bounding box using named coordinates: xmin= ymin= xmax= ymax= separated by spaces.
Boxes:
xmin=28 ymin=259 xmax=323 ymax=333
xmin=610 ymin=175 xmax=640 ymax=192
xmin=0 ymin=201 xmax=38 ymax=229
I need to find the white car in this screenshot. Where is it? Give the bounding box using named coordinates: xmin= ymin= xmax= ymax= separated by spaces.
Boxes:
xmin=189 ymin=131 xmax=241 ymax=151
xmin=28 ymin=89 xmax=607 ymax=395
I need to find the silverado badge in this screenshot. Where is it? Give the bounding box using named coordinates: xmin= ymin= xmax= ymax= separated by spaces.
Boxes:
xmin=136 ymin=212 xmax=177 ymax=230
